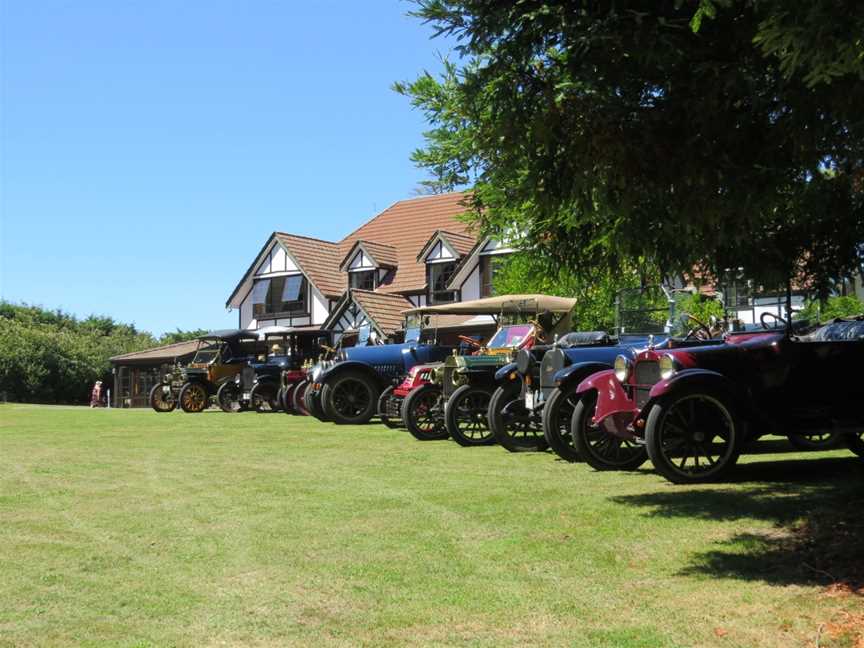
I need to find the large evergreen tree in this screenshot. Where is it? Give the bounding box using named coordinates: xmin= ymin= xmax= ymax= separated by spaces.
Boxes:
xmin=397 ymin=0 xmax=864 ymax=294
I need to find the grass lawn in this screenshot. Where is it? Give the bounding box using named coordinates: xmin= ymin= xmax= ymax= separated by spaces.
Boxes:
xmin=1 ymin=404 xmax=862 ymax=647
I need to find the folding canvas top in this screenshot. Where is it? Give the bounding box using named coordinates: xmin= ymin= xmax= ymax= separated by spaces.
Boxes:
xmin=403 ymin=294 xmax=577 ymax=316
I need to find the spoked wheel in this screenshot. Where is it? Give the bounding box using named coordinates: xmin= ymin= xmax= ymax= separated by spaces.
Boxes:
xmin=542 ymin=386 xmax=581 ymax=462
xmin=404 ymin=384 xmax=448 ymax=441
xmin=292 ymin=381 xmax=311 ymax=416
xmin=489 ymin=384 xmax=547 ymax=452
xmin=179 ymin=382 xmax=209 ymax=413
xmin=571 ymin=391 xmax=647 ymax=471
xmin=251 ymin=383 xmax=279 ymax=413
xmin=303 ymin=382 xmax=328 ymax=421
xmin=845 ymin=430 xmax=864 ymax=458
xmin=378 ymin=385 xmax=402 ymax=429
xmin=148 ymin=383 xmax=176 ymax=412
xmin=216 ymin=381 xmax=242 ymax=413
xmin=445 ymin=385 xmax=495 ymax=447
xmin=787 ymin=429 xmax=841 ymax=451
xmin=321 ymin=370 xmax=379 ymax=425
xmin=645 ymin=389 xmax=741 ymax=484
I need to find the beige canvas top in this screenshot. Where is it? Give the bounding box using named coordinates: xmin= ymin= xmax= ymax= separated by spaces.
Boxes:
xmin=403 ymin=294 xmax=577 ymax=316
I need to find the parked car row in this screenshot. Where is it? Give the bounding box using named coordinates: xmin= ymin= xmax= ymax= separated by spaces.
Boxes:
xmin=150 ymin=291 xmax=864 ymax=485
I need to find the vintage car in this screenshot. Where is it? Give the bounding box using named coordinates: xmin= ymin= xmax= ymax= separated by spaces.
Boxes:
xmin=394 ymin=295 xmax=576 ymax=446
xmin=498 ymin=286 xmax=723 ymax=458
xmin=571 ymin=315 xmax=864 ymax=483
xmin=276 ymin=328 xmax=333 ymax=415
xmin=174 ymin=330 xmax=259 ymax=413
xmin=148 ymin=362 xmax=185 ymax=413
xmin=306 ymin=321 xmax=457 ymax=425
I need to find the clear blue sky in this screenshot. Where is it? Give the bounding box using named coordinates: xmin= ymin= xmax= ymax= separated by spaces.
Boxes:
xmin=1 ymin=1 xmax=454 ymax=335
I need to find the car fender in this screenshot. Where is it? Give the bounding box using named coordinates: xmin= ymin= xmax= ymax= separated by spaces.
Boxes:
xmin=648 ymin=368 xmax=742 ymax=403
xmin=318 ymin=361 xmax=384 ymax=388
xmin=554 ymin=361 xmax=613 ymax=391
xmin=495 ymin=362 xmax=519 ymax=384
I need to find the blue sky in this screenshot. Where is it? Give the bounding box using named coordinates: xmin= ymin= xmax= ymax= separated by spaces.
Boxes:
xmin=1 ymin=1 xmax=454 ymax=335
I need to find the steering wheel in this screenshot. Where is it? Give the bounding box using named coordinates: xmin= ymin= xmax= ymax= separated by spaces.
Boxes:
xmin=683 ymin=314 xmax=712 ymax=340
xmin=458 ymin=335 xmax=482 ymax=348
xmin=760 ymin=311 xmax=787 ymax=329
xmin=319 ymin=343 xmax=336 ymax=354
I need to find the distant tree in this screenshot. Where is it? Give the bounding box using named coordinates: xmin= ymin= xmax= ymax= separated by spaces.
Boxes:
xmin=397 ymin=1 xmax=864 ymax=297
xmin=158 ymin=329 xmax=208 ymax=345
xmin=797 ymin=294 xmax=864 ymax=323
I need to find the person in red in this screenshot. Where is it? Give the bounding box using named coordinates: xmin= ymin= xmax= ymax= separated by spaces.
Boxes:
xmin=90 ymin=380 xmax=103 ymax=408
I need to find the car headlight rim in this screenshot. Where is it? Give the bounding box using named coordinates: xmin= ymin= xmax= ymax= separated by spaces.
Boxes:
xmin=659 ymin=354 xmax=678 ymax=380
xmin=613 ymin=355 xmax=631 ymax=383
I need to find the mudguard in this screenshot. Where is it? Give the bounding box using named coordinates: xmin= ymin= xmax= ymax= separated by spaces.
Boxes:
xmin=317 ymin=360 xmax=385 ymax=387
xmin=647 ymin=368 xmax=741 ymax=402
xmin=553 ymin=361 xmax=613 ymax=390
xmin=495 ymin=362 xmax=518 ymax=383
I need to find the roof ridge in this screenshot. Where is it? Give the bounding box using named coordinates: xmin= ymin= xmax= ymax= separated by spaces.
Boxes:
xmin=337 ymin=190 xmax=469 ymax=244
xmin=110 ymin=338 xmax=199 ymax=360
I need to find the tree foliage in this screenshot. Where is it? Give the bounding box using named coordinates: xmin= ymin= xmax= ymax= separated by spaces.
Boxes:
xmin=397 ymin=0 xmax=864 ymax=295
xmin=0 ymin=302 xmax=206 ymax=403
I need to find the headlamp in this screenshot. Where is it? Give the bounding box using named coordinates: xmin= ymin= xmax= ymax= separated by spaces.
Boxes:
xmin=614 ymin=355 xmax=632 ymax=383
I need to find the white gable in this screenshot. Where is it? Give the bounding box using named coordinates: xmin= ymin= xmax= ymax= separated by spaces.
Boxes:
xmin=256 ymin=242 xmax=299 ymax=276
xmin=424 ymin=239 xmax=456 ymax=263
xmin=480 ymin=238 xmax=513 ymax=255
xmin=348 ymin=249 xmax=375 ymax=271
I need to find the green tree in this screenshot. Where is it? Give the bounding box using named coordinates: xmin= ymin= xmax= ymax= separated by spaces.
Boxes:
xmin=158 ymin=328 xmax=209 ymax=345
xmin=397 ymin=1 xmax=864 ymax=296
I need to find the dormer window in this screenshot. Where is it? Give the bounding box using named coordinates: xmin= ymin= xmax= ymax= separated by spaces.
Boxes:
xmin=350 ymin=269 xmax=375 ymax=291
xmin=428 ymin=261 xmax=457 ymax=304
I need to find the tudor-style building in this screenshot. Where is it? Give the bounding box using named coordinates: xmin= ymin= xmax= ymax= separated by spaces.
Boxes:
xmin=225 ymin=192 xmax=512 ymax=342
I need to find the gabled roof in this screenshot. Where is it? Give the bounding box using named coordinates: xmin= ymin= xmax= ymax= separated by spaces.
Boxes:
xmin=351 ymin=289 xmax=414 ymax=335
xmin=415 ymin=229 xmax=477 ymax=262
xmin=110 ymin=339 xmax=200 ymax=364
xmin=338 ymin=240 xmax=399 ymax=271
xmin=274 ymin=233 xmax=343 ymax=298
xmin=337 ymin=192 xmax=476 ymax=294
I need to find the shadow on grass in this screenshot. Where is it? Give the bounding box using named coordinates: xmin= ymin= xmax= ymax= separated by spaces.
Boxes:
xmin=612 ymin=456 xmax=864 ymax=590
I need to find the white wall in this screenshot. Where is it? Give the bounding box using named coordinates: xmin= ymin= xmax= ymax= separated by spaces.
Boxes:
xmin=311 ymin=285 xmax=329 ymax=325
xmin=460 ymin=263 xmax=481 ymax=301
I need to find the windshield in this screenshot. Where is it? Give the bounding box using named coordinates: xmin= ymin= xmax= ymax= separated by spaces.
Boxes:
xmin=192 ymin=343 xmax=222 ymax=364
xmin=404 ymin=327 xmax=421 ymax=344
xmin=616 ymin=287 xmax=671 ymax=334
xmin=357 ymin=325 xmax=372 ymax=346
xmin=487 ymin=324 xmax=533 ymax=349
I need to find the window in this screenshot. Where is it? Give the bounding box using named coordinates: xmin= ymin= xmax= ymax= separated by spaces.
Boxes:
xmin=428 ymin=261 xmax=457 ymax=304
xmin=252 ymin=275 xmax=308 ymax=316
xmin=349 ymin=270 xmax=375 ymax=291
xmin=480 ymin=254 xmax=505 ymax=297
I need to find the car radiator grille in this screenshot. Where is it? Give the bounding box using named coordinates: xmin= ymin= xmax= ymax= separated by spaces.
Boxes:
xmin=632 ymin=361 xmax=660 ymax=408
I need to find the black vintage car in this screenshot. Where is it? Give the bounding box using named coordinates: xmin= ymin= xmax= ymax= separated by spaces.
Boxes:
xmin=173 ymin=330 xmax=259 ymax=413
xmin=576 ymin=315 xmax=864 ymax=483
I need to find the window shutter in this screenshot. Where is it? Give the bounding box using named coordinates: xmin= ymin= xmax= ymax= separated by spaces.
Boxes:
xmin=251 ymin=279 xmax=271 ymax=304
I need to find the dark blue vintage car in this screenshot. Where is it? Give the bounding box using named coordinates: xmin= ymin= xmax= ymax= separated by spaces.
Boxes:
xmin=306 ymin=323 xmax=457 ymax=425
xmin=490 ymin=287 xmax=723 ymax=458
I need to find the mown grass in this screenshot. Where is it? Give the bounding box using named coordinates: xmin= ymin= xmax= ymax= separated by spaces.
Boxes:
xmin=1 ymin=404 xmax=862 ymax=647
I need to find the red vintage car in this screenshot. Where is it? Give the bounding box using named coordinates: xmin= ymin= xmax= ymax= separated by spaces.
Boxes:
xmin=570 ymin=317 xmax=864 ymax=483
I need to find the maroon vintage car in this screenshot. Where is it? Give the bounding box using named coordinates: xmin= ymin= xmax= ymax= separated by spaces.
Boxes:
xmin=570 ymin=317 xmax=864 ymax=483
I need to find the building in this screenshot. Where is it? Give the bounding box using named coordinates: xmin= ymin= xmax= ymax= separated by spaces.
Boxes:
xmin=225 ymin=192 xmax=512 ymax=342
xmin=109 ymin=339 xmax=200 ymax=408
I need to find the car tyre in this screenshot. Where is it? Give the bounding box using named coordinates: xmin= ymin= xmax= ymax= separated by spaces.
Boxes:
xmin=251 ymin=382 xmax=279 ymax=413
xmin=378 ymin=385 xmax=402 ymax=429
xmin=787 ymin=429 xmax=840 ymax=451
xmin=292 ymin=380 xmax=311 ymax=416
xmin=179 ymin=382 xmax=209 ymax=413
xmin=571 ymin=391 xmax=647 ymax=471
xmin=845 ymin=430 xmax=864 ymax=458
xmin=404 ymin=383 xmax=448 ymax=441
xmin=216 ymin=381 xmax=241 ymax=413
xmin=542 ymin=386 xmax=582 ymax=462
xmin=149 ymin=382 xmax=176 ymax=413
xmin=321 ymin=370 xmax=379 ymax=425
xmin=489 ymin=383 xmax=547 ymax=452
xmin=281 ymin=383 xmax=296 ymax=414
xmin=645 ymin=388 xmax=742 ymax=484
xmin=445 ymin=384 xmax=495 ymax=447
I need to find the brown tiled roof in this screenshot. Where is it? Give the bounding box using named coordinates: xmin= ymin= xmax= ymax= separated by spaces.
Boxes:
xmin=338 ymin=240 xmax=399 ymax=271
xmin=274 ymin=233 xmax=343 ymax=299
xmin=351 ymin=289 xmax=414 ymax=335
xmin=415 ymin=229 xmax=477 ymax=262
xmin=110 ymin=340 xmax=200 ymax=364
xmin=337 ymin=192 xmax=476 ymax=294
